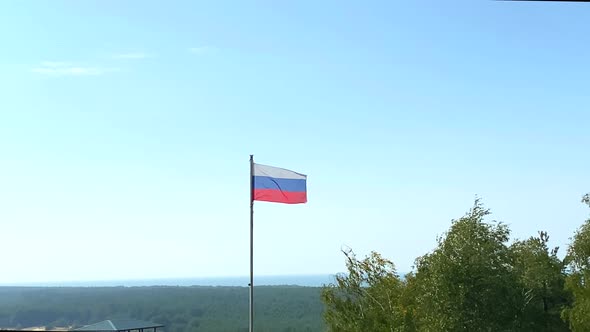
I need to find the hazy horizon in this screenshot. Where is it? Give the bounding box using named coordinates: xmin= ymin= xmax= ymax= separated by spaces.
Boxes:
xmin=0 ymin=274 xmax=338 ymax=288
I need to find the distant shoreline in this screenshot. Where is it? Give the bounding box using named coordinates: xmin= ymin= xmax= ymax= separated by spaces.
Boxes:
xmin=0 ymin=274 xmax=338 ymax=288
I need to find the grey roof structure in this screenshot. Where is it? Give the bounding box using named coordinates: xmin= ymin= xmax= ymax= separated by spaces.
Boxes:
xmin=74 ymin=320 xmax=163 ymax=332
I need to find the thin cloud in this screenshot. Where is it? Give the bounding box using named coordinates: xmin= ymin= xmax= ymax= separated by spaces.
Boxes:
xmin=189 ymin=46 xmax=216 ymax=55
xmin=112 ymin=52 xmax=153 ymax=59
xmin=31 ymin=62 xmax=114 ymax=76
xmin=41 ymin=61 xmax=69 ymax=67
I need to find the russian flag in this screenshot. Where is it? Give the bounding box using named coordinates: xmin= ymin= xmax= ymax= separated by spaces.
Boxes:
xmin=253 ymin=163 xmax=307 ymax=204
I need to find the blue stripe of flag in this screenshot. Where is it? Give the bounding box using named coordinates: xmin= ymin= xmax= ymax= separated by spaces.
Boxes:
xmin=253 ymin=176 xmax=307 ymax=193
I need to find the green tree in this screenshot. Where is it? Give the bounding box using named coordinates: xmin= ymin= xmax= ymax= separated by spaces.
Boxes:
xmin=511 ymin=232 xmax=569 ymax=331
xmin=562 ymin=194 xmax=590 ymax=331
xmin=321 ymin=249 xmax=409 ymax=332
xmin=411 ymin=199 xmax=521 ymax=331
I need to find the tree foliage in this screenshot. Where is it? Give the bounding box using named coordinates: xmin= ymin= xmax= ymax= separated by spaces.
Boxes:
xmin=321 ymin=249 xmax=408 ymax=332
xmin=562 ymin=194 xmax=590 ymax=331
xmin=511 ymin=232 xmax=569 ymax=331
xmin=411 ymin=200 xmax=521 ymax=331
xmin=322 ymin=197 xmax=588 ymax=331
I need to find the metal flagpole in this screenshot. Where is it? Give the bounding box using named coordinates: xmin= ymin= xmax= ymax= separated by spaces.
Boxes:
xmin=249 ymin=154 xmax=254 ymax=332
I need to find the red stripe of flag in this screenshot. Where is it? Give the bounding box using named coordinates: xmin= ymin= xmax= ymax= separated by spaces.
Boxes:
xmin=253 ymin=189 xmax=307 ymax=204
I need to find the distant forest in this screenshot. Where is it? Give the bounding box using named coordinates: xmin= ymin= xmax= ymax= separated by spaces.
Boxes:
xmin=0 ymin=286 xmax=323 ymax=332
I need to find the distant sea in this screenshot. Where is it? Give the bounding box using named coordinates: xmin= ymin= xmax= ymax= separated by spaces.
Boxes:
xmin=0 ymin=275 xmax=338 ymax=287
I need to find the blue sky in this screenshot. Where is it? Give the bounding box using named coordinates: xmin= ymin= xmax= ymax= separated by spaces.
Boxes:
xmin=1 ymin=0 xmax=589 ymax=284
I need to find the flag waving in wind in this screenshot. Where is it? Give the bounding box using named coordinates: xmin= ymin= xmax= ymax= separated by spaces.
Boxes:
xmin=252 ymin=163 xmax=307 ymax=204
xmin=247 ymin=157 xmax=307 ymax=331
